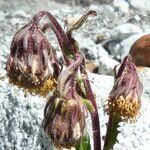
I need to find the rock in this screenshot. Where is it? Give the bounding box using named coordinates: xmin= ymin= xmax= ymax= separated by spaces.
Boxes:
xmin=0 ymin=1 xmax=150 ymax=149
xmin=0 ymin=67 xmax=150 ymax=150
xmin=104 ymin=33 xmax=147 ymax=61
xmin=95 ymin=44 xmax=110 ymax=58
xmin=85 ymin=60 xmax=99 ymax=73
xmin=75 ymin=35 xmax=106 ymax=60
xmin=89 ymin=67 xmax=150 ymax=150
xmin=94 ymin=28 xmax=111 ymax=44
xmin=129 ymin=34 xmax=150 ymax=67
xmin=113 ymin=0 xmax=129 ymax=13
xmin=111 ymin=23 xmax=143 ymax=41
xmin=103 ymin=40 xmax=121 ymax=61
xmin=128 ymin=14 xmax=141 ymax=23
xmin=87 ymin=44 xmax=119 ymax=75
xmin=80 ymin=43 xmax=116 ymax=74
xmin=130 ymin=0 xmax=150 ymax=12
xmin=119 ymin=34 xmax=145 ymax=60
xmin=54 ymin=0 xmax=113 ymax=6
xmin=81 ymin=47 xmax=95 ymax=60
xmin=0 ymin=80 xmax=53 ymax=150
xmin=98 ymin=55 xmax=119 ymax=75
xmin=13 ymin=10 xmax=31 ymax=18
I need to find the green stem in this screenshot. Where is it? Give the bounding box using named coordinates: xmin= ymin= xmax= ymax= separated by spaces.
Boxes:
xmin=103 ymin=115 xmax=121 ymax=150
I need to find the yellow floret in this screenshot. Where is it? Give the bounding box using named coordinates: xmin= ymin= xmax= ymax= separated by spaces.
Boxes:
xmin=104 ymin=95 xmax=141 ymax=122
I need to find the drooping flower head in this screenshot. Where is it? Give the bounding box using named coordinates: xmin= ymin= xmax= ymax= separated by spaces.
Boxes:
xmin=43 ymin=95 xmax=87 ymax=149
xmin=42 ymin=53 xmax=88 ymax=148
xmin=105 ymin=55 xmax=143 ymax=122
xmin=6 ymin=12 xmax=63 ymax=96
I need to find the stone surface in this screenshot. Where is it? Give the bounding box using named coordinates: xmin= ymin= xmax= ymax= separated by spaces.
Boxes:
xmin=119 ymin=34 xmax=145 ymax=60
xmin=0 ymin=67 xmax=150 ymax=150
xmin=111 ymin=23 xmax=143 ymax=41
xmin=130 ymin=0 xmax=150 ymax=12
xmin=113 ymin=0 xmax=129 ymax=13
xmin=89 ymin=68 xmax=150 ymax=149
xmin=98 ymin=55 xmax=119 ymax=75
xmin=0 ymin=79 xmax=53 ymax=150
xmin=54 ymin=0 xmax=113 ymax=6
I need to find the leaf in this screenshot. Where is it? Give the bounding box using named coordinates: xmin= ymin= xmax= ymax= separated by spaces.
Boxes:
xmin=81 ymin=98 xmax=95 ymax=113
xmin=75 ymin=134 xmax=91 ymax=150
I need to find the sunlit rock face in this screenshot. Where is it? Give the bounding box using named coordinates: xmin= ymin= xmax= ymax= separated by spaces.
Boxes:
xmin=54 ymin=0 xmax=113 ymax=6
xmin=130 ymin=0 xmax=150 ymax=12
xmin=0 ymin=68 xmax=150 ymax=150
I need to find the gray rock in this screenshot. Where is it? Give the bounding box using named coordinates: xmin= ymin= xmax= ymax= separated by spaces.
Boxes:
xmin=98 ymin=55 xmax=119 ymax=75
xmin=111 ymin=23 xmax=143 ymax=41
xmin=107 ymin=32 xmax=150 ymax=61
xmin=81 ymin=47 xmax=95 ymax=60
xmin=113 ymin=0 xmax=129 ymax=13
xmin=130 ymin=0 xmax=150 ymax=12
xmin=88 ymin=43 xmax=120 ymax=75
xmin=119 ymin=33 xmax=145 ymax=60
xmin=89 ymin=67 xmax=150 ymax=150
xmin=0 ymin=67 xmax=150 ymax=150
xmin=0 ymin=80 xmax=53 ymax=150
xmin=54 ymin=0 xmax=113 ymax=6
xmin=103 ymin=40 xmax=121 ymax=61
xmin=117 ymin=67 xmax=150 ymax=149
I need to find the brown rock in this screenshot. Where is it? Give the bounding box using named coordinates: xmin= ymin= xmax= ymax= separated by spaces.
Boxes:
xmin=85 ymin=60 xmax=98 ymax=73
xmin=129 ymin=34 xmax=150 ymax=67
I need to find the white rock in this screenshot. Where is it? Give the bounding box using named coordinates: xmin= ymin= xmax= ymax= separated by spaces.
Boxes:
xmin=130 ymin=0 xmax=150 ymax=12
xmin=111 ymin=23 xmax=143 ymax=41
xmin=119 ymin=33 xmax=145 ymax=60
xmin=96 ymin=44 xmax=109 ymax=58
xmin=107 ymin=40 xmax=121 ymax=60
xmin=75 ymin=34 xmax=109 ymax=59
xmin=90 ymin=68 xmax=150 ymax=150
xmin=98 ymin=55 xmax=119 ymax=75
xmin=92 ymin=44 xmax=119 ymax=75
xmin=0 ymin=67 xmax=150 ymax=150
xmin=0 ymin=82 xmax=53 ymax=150
xmin=13 ymin=10 xmax=31 ymax=18
xmin=113 ymin=0 xmax=129 ymax=13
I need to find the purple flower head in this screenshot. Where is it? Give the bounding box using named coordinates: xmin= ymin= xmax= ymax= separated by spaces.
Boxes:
xmin=42 ymin=53 xmax=89 ymax=148
xmin=6 ymin=13 xmax=62 ymax=96
xmin=105 ymin=55 xmax=143 ymax=122
xmin=43 ymin=95 xmax=87 ymax=149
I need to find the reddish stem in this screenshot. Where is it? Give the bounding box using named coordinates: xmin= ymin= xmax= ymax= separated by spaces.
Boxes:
xmin=33 ymin=11 xmax=75 ymax=65
xmin=80 ymin=62 xmax=101 ymax=150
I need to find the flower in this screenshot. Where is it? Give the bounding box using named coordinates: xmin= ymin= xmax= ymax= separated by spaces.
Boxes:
xmin=6 ymin=20 xmax=61 ymax=96
xmin=43 ymin=95 xmax=87 ymax=149
xmin=42 ymin=52 xmax=93 ymax=148
xmin=104 ymin=55 xmax=143 ymax=122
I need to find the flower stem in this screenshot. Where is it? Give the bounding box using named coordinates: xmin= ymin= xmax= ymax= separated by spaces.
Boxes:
xmin=33 ymin=11 xmax=75 ymax=65
xmin=103 ymin=115 xmax=120 ymax=150
xmin=80 ymin=64 xmax=101 ymax=150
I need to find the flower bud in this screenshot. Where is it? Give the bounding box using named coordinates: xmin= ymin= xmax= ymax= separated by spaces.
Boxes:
xmin=105 ymin=56 xmax=143 ymax=122
xmin=43 ymin=95 xmax=87 ymax=149
xmin=6 ymin=21 xmax=61 ymax=96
